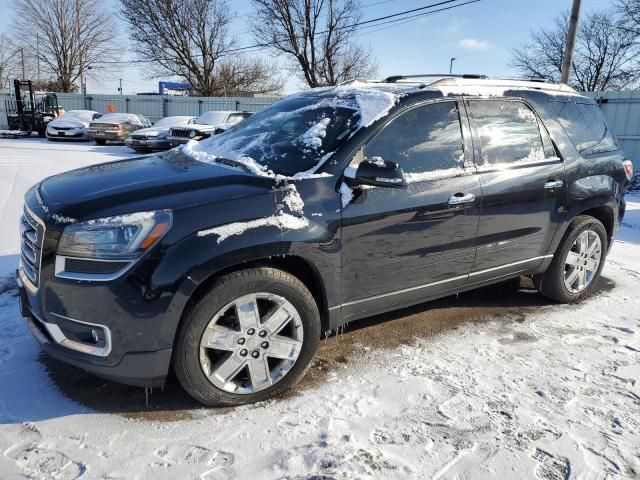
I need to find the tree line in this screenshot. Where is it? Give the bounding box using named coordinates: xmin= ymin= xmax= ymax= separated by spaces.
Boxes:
xmin=1 ymin=0 xmax=639 ymax=95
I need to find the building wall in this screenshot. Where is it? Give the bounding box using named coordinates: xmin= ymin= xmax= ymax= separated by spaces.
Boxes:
xmin=586 ymin=91 xmax=640 ymax=170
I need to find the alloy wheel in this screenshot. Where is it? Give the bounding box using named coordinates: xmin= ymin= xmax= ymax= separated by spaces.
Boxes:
xmin=199 ymin=293 xmax=304 ymax=394
xmin=563 ymin=229 xmax=602 ymax=293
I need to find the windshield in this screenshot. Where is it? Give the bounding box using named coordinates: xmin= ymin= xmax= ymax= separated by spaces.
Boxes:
xmin=196 ymin=111 xmax=228 ymax=125
xmin=62 ymin=110 xmax=96 ymax=121
xmin=96 ymin=113 xmax=134 ymax=123
xmin=154 ymin=116 xmax=193 ymax=127
xmin=186 ymin=96 xmax=360 ymax=175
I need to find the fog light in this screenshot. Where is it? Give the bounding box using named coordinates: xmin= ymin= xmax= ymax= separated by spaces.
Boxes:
xmin=91 ymin=329 xmax=99 ymax=343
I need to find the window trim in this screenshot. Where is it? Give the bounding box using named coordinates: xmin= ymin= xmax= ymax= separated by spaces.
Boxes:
xmin=465 ymin=97 xmax=562 ymax=173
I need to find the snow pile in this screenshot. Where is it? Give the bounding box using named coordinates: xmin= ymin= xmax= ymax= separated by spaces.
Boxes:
xmin=299 ymin=118 xmax=330 ymax=150
xmin=405 ymin=166 xmax=472 ymax=183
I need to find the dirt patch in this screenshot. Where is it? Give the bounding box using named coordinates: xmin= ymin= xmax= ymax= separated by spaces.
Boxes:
xmin=39 ymin=275 xmax=616 ymax=421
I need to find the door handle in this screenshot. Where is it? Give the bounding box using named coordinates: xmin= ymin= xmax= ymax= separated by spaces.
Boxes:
xmin=544 ymin=180 xmax=563 ymax=190
xmin=448 ymin=193 xmax=476 ymax=205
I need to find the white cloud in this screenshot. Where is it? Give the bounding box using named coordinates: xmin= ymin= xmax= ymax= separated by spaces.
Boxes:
xmin=459 ymin=38 xmax=492 ymax=50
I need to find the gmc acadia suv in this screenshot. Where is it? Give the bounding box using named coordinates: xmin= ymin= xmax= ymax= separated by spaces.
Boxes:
xmin=17 ymin=76 xmax=634 ymax=406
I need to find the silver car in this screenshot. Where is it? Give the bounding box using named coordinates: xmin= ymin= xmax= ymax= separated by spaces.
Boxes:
xmin=168 ymin=111 xmax=253 ymax=146
xmin=124 ymin=116 xmax=196 ymax=152
xmin=46 ymin=110 xmax=102 ymax=141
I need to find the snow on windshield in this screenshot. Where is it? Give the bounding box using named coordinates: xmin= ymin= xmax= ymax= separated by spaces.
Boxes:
xmin=60 ymin=111 xmax=96 ymax=122
xmin=184 ymin=82 xmax=411 ymax=178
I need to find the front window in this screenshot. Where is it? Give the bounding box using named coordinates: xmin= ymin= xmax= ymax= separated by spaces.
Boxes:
xmin=361 ymin=101 xmax=465 ymax=179
xmin=186 ymin=96 xmax=361 ymax=175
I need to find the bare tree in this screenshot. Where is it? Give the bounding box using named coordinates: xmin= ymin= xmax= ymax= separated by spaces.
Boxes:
xmin=251 ymin=0 xmax=378 ymax=88
xmin=617 ymin=0 xmax=640 ymax=34
xmin=510 ymin=9 xmax=640 ymax=91
xmin=119 ymin=0 xmax=282 ymax=96
xmin=0 ymin=35 xmax=19 ymax=89
xmin=11 ymin=0 xmax=118 ymax=92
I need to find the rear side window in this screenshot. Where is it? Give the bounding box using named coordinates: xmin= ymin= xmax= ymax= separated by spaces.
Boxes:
xmin=468 ymin=100 xmax=551 ymax=167
xmin=363 ymin=101 xmax=465 ymax=175
xmin=548 ymin=101 xmax=618 ymax=154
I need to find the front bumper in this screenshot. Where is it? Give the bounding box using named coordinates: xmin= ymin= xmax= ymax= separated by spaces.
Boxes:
xmin=124 ymin=137 xmax=171 ymax=151
xmin=46 ymin=129 xmax=88 ymax=140
xmin=88 ymin=130 xmax=127 ymax=141
xmin=18 ymin=272 xmax=172 ymax=388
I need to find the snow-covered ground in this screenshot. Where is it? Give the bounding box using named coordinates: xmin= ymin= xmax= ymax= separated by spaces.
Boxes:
xmin=0 ymin=138 xmax=638 ymax=479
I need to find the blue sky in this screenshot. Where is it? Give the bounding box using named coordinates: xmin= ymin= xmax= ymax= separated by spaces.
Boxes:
xmin=0 ymin=0 xmax=614 ymax=94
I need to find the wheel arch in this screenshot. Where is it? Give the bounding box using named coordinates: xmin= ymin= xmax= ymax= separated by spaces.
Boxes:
xmin=173 ymin=254 xmax=331 ymax=348
xmin=576 ymin=205 xmax=615 ymax=245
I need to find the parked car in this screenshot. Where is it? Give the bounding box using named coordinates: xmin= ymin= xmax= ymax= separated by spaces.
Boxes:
xmin=124 ymin=116 xmax=196 ymax=152
xmin=18 ymin=76 xmax=633 ymax=407
xmin=46 ymin=110 xmax=102 ymax=141
xmin=168 ymin=111 xmax=252 ymax=146
xmin=87 ymin=113 xmax=151 ymax=145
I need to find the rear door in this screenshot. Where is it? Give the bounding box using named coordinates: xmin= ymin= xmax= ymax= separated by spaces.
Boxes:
xmin=340 ymin=100 xmax=481 ymax=319
xmin=465 ymin=98 xmax=566 ymax=283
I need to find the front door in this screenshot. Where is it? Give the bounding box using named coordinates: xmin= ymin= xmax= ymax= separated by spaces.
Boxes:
xmin=465 ymin=98 xmax=566 ymax=283
xmin=340 ymin=100 xmax=481 ymax=320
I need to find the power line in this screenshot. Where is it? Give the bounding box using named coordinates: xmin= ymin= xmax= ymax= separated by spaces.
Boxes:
xmin=93 ymin=0 xmax=481 ymax=65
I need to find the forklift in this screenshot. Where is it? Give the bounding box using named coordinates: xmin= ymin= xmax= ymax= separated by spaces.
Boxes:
xmin=1 ymin=79 xmax=62 ymax=138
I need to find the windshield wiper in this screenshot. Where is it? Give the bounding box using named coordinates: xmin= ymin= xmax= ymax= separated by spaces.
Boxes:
xmin=215 ymin=157 xmax=252 ymax=173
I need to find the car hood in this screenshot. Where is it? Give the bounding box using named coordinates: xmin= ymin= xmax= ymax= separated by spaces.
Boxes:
xmin=37 ymin=152 xmax=275 ymax=219
xmin=133 ymin=126 xmax=171 ymax=136
xmin=176 ymin=123 xmax=219 ymax=132
xmin=49 ymin=118 xmax=88 ymax=129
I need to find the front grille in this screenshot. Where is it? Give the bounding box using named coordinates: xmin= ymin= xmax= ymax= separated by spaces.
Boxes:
xmin=20 ymin=207 xmax=44 ymax=288
xmin=54 ymin=127 xmax=73 ymax=131
xmin=170 ymin=128 xmax=193 ymax=139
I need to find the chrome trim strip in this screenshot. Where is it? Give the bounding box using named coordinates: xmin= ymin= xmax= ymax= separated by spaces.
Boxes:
xmin=54 ymin=255 xmax=136 ymax=282
xmin=20 ymin=205 xmax=45 ymax=293
xmin=328 ymin=255 xmax=555 ymax=311
xmin=468 ymin=255 xmax=554 ymax=277
xmin=336 ymin=274 xmax=469 ymax=310
xmin=46 ymin=312 xmax=112 ymax=357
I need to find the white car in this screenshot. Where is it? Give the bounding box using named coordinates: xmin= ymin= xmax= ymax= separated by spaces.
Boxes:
xmin=168 ymin=111 xmax=252 ymax=146
xmin=46 ymin=110 xmax=103 ymax=141
xmin=124 ymin=116 xmax=196 ymax=152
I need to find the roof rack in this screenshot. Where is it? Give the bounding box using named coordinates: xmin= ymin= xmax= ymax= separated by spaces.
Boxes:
xmin=384 ymin=74 xmax=488 ymax=83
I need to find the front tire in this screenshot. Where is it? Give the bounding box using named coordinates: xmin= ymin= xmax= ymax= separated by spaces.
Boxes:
xmin=536 ymin=215 xmax=608 ymax=303
xmin=95 ymin=139 xmax=106 ymax=145
xmin=174 ymin=268 xmax=321 ymax=406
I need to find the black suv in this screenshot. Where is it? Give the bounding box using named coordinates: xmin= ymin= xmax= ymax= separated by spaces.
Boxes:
xmin=17 ymin=76 xmax=634 ymax=406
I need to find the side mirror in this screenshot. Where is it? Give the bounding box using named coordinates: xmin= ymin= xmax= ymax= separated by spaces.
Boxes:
xmin=349 ymin=159 xmax=407 ymax=188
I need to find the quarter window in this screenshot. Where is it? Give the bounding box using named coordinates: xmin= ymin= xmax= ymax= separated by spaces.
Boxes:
xmin=548 ymin=101 xmax=618 ymax=154
xmin=362 ymin=101 xmax=465 ymax=176
xmin=469 ymin=100 xmax=550 ymax=166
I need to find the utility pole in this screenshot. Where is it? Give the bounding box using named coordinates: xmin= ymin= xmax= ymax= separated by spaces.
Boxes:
xmin=449 ymin=57 xmax=456 ymax=75
xmin=561 ymin=0 xmax=581 ymax=85
xmin=20 ymin=48 xmax=25 ymax=79
xmin=36 ymin=34 xmax=40 ymax=84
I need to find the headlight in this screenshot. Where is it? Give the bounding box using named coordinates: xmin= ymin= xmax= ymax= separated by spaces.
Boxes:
xmin=57 ymin=210 xmax=172 ymax=260
xmin=189 ymin=130 xmax=196 ymax=138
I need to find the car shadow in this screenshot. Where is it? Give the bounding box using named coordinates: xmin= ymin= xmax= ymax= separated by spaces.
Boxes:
xmin=21 ymin=275 xmax=614 ymax=422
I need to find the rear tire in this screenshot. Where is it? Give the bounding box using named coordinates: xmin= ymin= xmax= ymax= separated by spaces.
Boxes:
xmin=535 ymin=215 xmax=607 ymax=303
xmin=174 ymin=268 xmax=321 ymax=407
xmin=95 ymin=139 xmax=106 ymax=145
